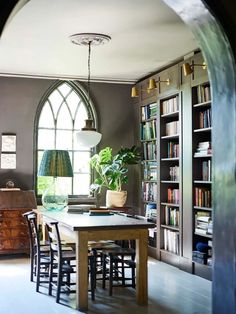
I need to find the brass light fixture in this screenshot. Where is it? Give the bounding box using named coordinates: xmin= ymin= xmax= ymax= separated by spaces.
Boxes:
xmin=131 ymin=78 xmax=170 ymax=98
xmin=69 ymin=33 xmax=111 ymax=147
xmin=183 ymin=61 xmax=207 ymax=76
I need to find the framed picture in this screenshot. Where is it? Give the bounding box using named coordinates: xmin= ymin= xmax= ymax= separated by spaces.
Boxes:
xmin=0 ymin=153 xmax=16 ymax=169
xmin=1 ymin=134 xmax=16 ymax=152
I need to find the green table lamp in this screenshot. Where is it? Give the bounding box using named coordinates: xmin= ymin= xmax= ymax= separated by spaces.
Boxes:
xmin=38 ymin=150 xmax=73 ymax=211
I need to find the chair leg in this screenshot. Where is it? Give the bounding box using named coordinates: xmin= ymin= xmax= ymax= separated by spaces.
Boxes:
xmin=132 ymin=266 xmax=135 ymax=288
xmin=30 ymin=253 xmax=34 ymax=282
xmin=89 ymin=256 xmax=95 ymax=301
xmin=121 ymin=257 xmax=125 ymax=286
xmin=48 ymin=258 xmax=54 ymax=296
xmin=56 ymin=263 xmax=62 ymax=303
xmin=102 ymin=254 xmax=107 ymax=289
xmin=36 ymin=255 xmax=40 ymax=292
xmin=109 ymin=255 xmax=113 ymax=296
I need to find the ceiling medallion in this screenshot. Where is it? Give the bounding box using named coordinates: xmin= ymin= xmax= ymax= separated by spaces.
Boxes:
xmin=69 ymin=33 xmax=111 ymax=46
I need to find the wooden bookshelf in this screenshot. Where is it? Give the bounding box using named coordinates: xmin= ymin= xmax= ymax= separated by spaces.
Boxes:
xmin=192 ymin=81 xmax=213 ymax=279
xmin=140 ymin=102 xmax=158 ymax=258
xmin=133 ymin=51 xmax=212 ymax=280
xmin=159 ymin=93 xmax=181 ymax=263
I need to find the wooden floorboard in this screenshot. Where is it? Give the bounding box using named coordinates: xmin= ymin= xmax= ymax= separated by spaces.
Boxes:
xmin=0 ymin=255 xmax=211 ymax=314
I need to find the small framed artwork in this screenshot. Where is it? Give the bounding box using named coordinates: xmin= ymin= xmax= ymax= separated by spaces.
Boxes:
xmin=1 ymin=134 xmax=16 ymax=152
xmin=0 ymin=153 xmax=16 ymax=169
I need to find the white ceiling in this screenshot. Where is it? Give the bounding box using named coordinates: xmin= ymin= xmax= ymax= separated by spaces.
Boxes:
xmin=0 ymin=0 xmax=197 ymax=83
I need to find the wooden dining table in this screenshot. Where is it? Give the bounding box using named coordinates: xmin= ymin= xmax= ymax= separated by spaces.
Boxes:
xmin=40 ymin=209 xmax=155 ymax=311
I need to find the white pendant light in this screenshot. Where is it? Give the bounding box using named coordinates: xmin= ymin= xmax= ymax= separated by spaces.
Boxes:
xmin=69 ymin=33 xmax=111 ymax=148
xmin=76 ymin=119 xmax=102 ymax=148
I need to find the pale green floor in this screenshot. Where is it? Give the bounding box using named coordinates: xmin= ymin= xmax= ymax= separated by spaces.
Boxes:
xmin=0 ymin=256 xmax=211 ymax=314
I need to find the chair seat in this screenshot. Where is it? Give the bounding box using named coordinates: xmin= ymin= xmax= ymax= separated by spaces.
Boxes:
xmin=102 ymin=247 xmax=135 ymax=255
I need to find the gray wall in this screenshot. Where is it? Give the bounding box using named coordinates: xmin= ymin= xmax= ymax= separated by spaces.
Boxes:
xmin=0 ymin=77 xmax=138 ymax=206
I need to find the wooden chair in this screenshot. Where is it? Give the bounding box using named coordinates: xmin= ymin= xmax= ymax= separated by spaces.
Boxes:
xmin=22 ymin=211 xmax=51 ymax=291
xmin=101 ymin=240 xmax=136 ymax=296
xmin=99 ymin=213 xmax=148 ymax=296
xmin=45 ymin=221 xmax=96 ymax=303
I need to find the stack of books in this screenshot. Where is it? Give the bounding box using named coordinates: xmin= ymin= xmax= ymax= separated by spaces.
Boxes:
xmin=192 ymin=250 xmax=208 ymax=264
xmin=195 ymin=212 xmax=212 ymax=235
xmin=194 ymin=141 xmax=212 ymax=157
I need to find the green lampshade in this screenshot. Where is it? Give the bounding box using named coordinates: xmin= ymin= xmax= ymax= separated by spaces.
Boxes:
xmin=38 ymin=150 xmax=73 ymax=177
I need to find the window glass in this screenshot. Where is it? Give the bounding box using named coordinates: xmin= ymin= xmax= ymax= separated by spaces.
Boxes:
xmin=56 ymin=130 xmax=73 ymax=150
xmin=66 ymin=91 xmax=81 ymax=118
xmin=73 ymin=151 xmax=91 ymax=173
xmin=38 ymin=129 xmax=55 ymax=149
xmin=38 ymin=102 xmax=54 ymax=128
xmin=74 ymin=104 xmax=88 ymax=130
xmin=73 ymin=173 xmax=91 ymax=195
xmin=57 ymin=103 xmax=73 ymax=129
xmin=49 ymin=90 xmax=63 ymax=116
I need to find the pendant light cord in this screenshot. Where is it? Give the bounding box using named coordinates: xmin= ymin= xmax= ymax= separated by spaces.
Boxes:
xmin=87 ymin=41 xmax=92 ymax=114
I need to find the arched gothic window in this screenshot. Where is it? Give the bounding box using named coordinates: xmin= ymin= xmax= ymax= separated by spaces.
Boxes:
xmin=36 ymin=81 xmax=96 ymax=197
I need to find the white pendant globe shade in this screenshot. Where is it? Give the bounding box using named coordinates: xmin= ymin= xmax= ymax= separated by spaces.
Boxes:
xmin=76 ymin=130 xmax=102 ymax=148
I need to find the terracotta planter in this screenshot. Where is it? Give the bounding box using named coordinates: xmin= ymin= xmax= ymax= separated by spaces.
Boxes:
xmin=106 ymin=190 xmax=127 ymax=207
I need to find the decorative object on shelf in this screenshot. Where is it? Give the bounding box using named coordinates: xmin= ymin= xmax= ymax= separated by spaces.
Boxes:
xmin=183 ymin=61 xmax=206 ymax=76
xmin=38 ymin=150 xmax=73 ymax=211
xmin=70 ymin=33 xmax=111 ymax=147
xmin=90 ymin=146 xmax=141 ymax=207
xmin=6 ymin=179 xmax=15 ymax=188
xmin=131 ymin=78 xmax=170 ymax=98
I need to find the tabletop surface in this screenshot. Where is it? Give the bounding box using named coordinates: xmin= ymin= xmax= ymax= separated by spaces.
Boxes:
xmin=40 ymin=210 xmax=156 ymax=231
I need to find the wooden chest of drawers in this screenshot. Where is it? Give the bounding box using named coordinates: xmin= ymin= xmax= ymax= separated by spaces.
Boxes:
xmin=0 ymin=190 xmax=37 ymax=255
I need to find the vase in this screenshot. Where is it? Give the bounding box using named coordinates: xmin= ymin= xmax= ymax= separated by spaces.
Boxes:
xmin=42 ymin=178 xmax=68 ymax=211
xmin=106 ymin=190 xmax=127 ymax=207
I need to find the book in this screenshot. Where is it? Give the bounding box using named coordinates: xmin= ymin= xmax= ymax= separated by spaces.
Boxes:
xmin=89 ymin=209 xmax=113 ymax=215
xmin=67 ymin=204 xmax=93 ymax=213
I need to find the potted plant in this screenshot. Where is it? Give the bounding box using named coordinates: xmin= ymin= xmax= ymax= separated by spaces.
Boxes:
xmin=90 ymin=145 xmax=141 ymax=207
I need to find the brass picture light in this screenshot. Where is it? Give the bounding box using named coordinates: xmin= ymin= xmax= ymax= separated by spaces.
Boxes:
xmin=131 ymin=78 xmax=170 ymax=98
xmin=183 ymin=61 xmax=206 ymax=76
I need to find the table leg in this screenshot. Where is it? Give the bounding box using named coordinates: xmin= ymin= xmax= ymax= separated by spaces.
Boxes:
xmin=76 ymin=230 xmax=88 ymax=310
xmin=136 ymin=229 xmax=148 ymax=305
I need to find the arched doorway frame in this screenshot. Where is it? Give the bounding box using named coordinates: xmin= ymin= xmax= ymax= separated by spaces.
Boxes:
xmin=163 ymin=1 xmax=236 ymax=313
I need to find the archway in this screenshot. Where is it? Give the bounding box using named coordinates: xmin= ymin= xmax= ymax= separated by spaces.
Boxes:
xmin=163 ymin=1 xmax=236 ymax=313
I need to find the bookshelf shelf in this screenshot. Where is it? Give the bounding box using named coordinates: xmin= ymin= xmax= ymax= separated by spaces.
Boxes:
xmin=161 ymin=111 xmax=179 ymax=118
xmin=161 ymin=134 xmax=179 ymax=140
xmin=194 ymin=180 xmax=212 ymax=184
xmin=194 ymin=154 xmax=212 ymax=158
xmin=161 ymin=224 xmax=179 ymax=231
xmin=143 ymin=180 xmax=158 ymax=183
xmin=141 ymin=116 xmax=157 ymax=123
xmin=194 ymin=232 xmax=213 ymax=239
xmin=161 ymin=157 xmax=179 ymax=161
xmin=140 ymin=138 xmax=157 ymax=142
xmin=161 ymin=202 xmax=179 ymax=207
xmin=161 ymin=180 xmax=179 ymax=184
xmin=193 ymin=206 xmax=212 ymax=211
xmin=194 ymin=127 xmax=212 ymax=133
xmin=193 ymin=100 xmax=211 ymax=108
